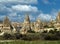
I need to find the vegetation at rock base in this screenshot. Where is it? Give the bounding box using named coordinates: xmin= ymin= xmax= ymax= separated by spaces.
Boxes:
xmin=0 ymin=28 xmax=60 ymax=41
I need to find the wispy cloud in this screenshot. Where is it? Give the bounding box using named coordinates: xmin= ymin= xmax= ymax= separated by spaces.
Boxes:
xmin=8 ymin=13 xmax=17 ymax=17
xmin=38 ymin=9 xmax=60 ymax=21
xmin=0 ymin=0 xmax=38 ymax=4
xmin=42 ymin=0 xmax=50 ymax=4
xmin=29 ymin=15 xmax=36 ymax=21
xmin=38 ymin=13 xmax=51 ymax=21
xmin=11 ymin=5 xmax=38 ymax=12
xmin=0 ymin=3 xmax=39 ymax=22
xmin=42 ymin=0 xmax=56 ymax=5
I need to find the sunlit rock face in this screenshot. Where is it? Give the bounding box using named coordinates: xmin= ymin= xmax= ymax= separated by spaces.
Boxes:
xmin=56 ymin=12 xmax=60 ymax=23
xmin=20 ymin=16 xmax=44 ymax=33
xmin=20 ymin=14 xmax=31 ymax=34
xmin=24 ymin=15 xmax=30 ymax=30
xmin=1 ymin=12 xmax=60 ymax=34
xmin=54 ymin=12 xmax=60 ymax=29
xmin=48 ymin=18 xmax=54 ymax=28
xmin=2 ymin=16 xmax=12 ymax=33
xmin=3 ymin=16 xmax=11 ymax=27
xmin=34 ymin=18 xmax=43 ymax=32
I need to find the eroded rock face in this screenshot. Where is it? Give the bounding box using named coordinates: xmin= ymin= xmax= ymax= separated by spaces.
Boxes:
xmin=34 ymin=18 xmax=43 ymax=32
xmin=1 ymin=12 xmax=60 ymax=34
xmin=3 ymin=16 xmax=11 ymax=27
xmin=2 ymin=16 xmax=12 ymax=34
xmin=20 ymin=15 xmax=31 ymax=34
xmin=54 ymin=12 xmax=60 ymax=29
xmin=56 ymin=12 xmax=60 ymax=22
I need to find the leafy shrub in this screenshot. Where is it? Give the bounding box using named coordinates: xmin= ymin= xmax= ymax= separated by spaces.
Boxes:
xmin=3 ymin=33 xmax=12 ymax=39
xmin=27 ymin=30 xmax=35 ymax=33
xmin=42 ymin=30 xmax=48 ymax=33
xmin=21 ymin=33 xmax=41 ymax=41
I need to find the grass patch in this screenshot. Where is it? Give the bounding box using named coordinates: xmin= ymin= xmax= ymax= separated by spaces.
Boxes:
xmin=0 ymin=40 xmax=60 ymax=44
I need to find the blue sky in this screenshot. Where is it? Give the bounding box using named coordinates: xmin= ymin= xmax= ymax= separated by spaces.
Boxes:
xmin=0 ymin=0 xmax=60 ymax=22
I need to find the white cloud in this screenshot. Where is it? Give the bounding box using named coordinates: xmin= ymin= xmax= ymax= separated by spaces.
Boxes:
xmin=38 ymin=9 xmax=60 ymax=21
xmin=0 ymin=0 xmax=37 ymax=4
xmin=0 ymin=15 xmax=5 ymax=19
xmin=38 ymin=13 xmax=51 ymax=21
xmin=11 ymin=5 xmax=38 ymax=12
xmin=0 ymin=4 xmax=9 ymax=12
xmin=29 ymin=15 xmax=35 ymax=21
xmin=0 ymin=4 xmax=38 ymax=22
xmin=8 ymin=13 xmax=17 ymax=17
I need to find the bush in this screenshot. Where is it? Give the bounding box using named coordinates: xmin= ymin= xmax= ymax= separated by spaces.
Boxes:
xmin=27 ymin=30 xmax=35 ymax=33
xmin=3 ymin=33 xmax=12 ymax=40
xmin=2 ymin=33 xmax=23 ymax=40
xmin=40 ymin=29 xmax=60 ymax=40
xmin=49 ymin=30 xmax=54 ymax=34
xmin=14 ymin=33 xmax=22 ymax=39
xmin=21 ymin=33 xmax=41 ymax=41
xmin=42 ymin=30 xmax=47 ymax=33
xmin=1 ymin=29 xmax=60 ymax=40
xmin=44 ymin=33 xmax=58 ymax=40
